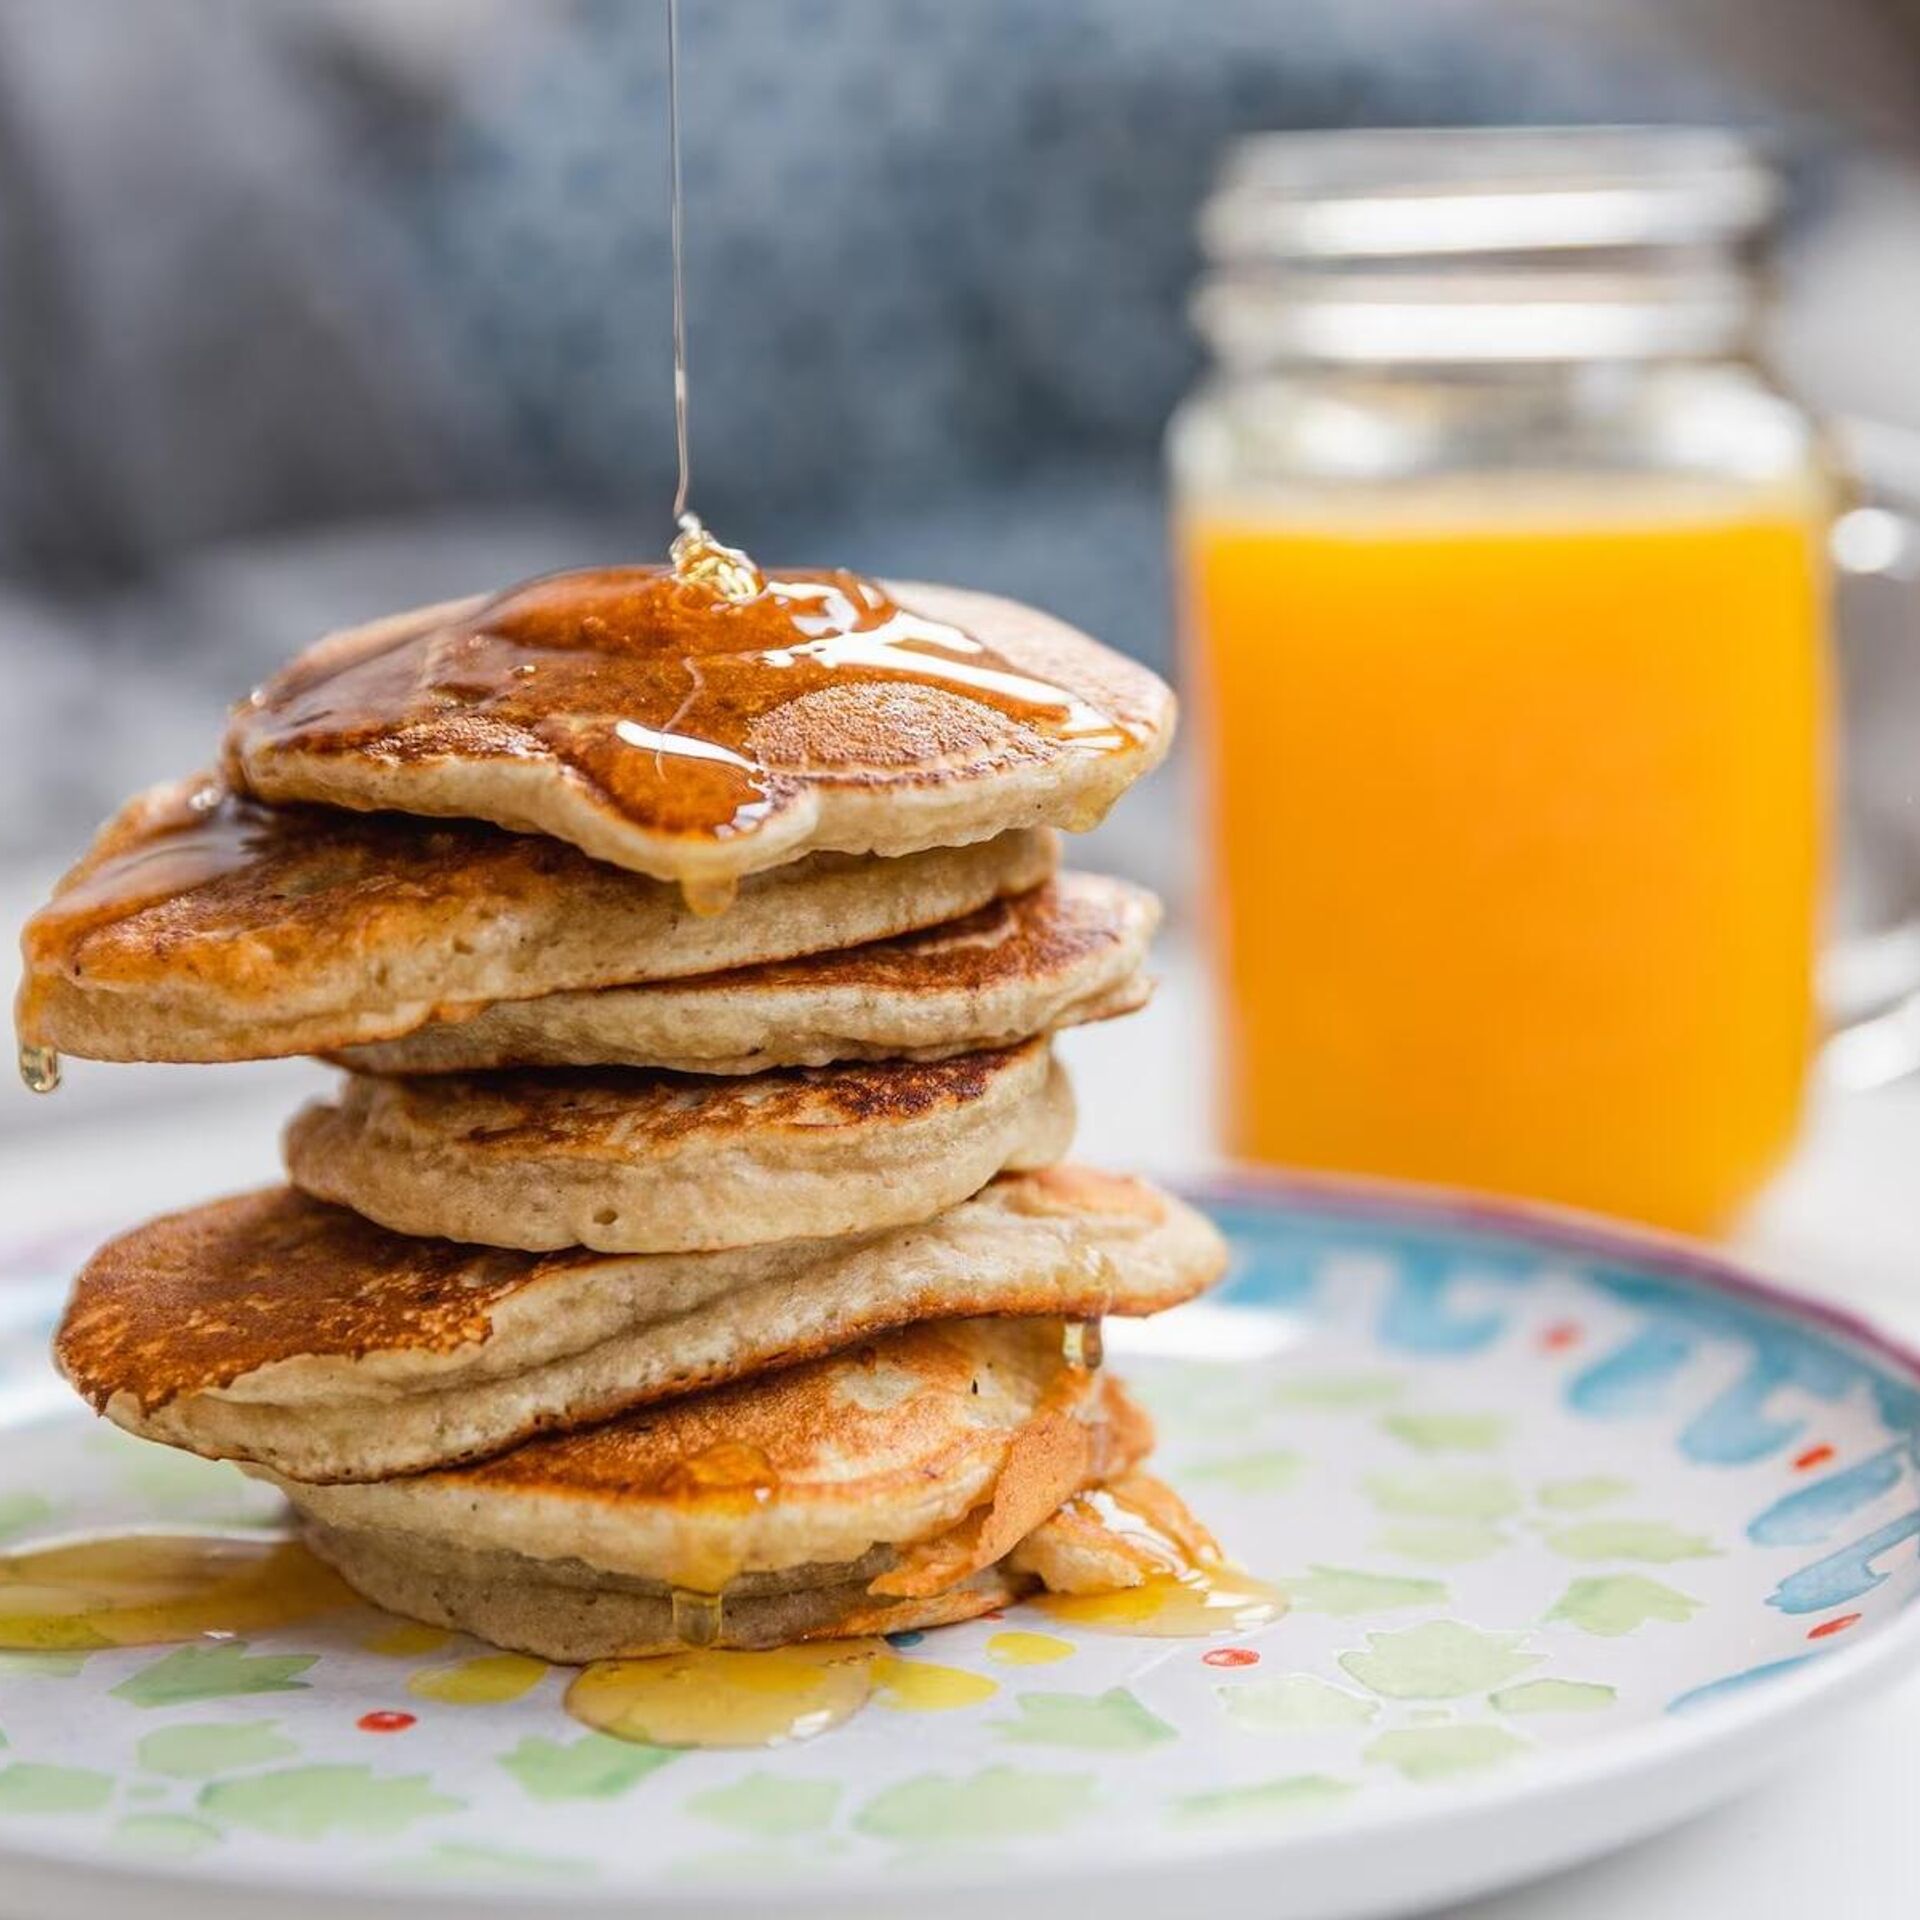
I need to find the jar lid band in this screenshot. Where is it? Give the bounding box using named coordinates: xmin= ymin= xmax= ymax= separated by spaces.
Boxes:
xmin=1200 ymin=126 xmax=1777 ymax=265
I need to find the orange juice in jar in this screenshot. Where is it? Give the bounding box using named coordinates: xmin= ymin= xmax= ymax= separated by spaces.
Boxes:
xmin=1172 ymin=130 xmax=1832 ymax=1235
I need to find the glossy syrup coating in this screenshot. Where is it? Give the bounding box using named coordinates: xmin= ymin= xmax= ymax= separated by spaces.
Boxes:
xmin=15 ymin=772 xmax=1056 ymax=1070
xmin=224 ymin=563 xmax=1174 ymax=884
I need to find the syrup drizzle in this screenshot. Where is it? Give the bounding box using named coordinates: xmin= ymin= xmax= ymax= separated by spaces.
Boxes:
xmin=661 ymin=0 xmax=761 ymax=612
xmin=14 ymin=775 xmax=266 ymax=1090
xmin=0 ymin=1532 xmax=350 ymax=1651
xmin=224 ymin=42 xmax=1138 ymax=884
xmin=221 ymin=32 xmax=1140 ymax=890
xmin=229 ymin=565 xmax=1136 ymax=868
xmin=655 ymin=1439 xmax=780 ymax=1594
xmin=1061 ymin=1316 xmax=1105 ymax=1372
xmin=666 ymin=0 xmax=692 ymax=529
xmin=1033 ymin=1487 xmax=1288 ymax=1639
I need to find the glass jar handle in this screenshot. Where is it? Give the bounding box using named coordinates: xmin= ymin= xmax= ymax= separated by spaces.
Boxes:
xmin=1821 ymin=417 xmax=1920 ymax=1088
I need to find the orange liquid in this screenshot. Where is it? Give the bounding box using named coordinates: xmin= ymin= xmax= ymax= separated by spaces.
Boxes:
xmin=1181 ymin=484 xmax=1830 ymax=1235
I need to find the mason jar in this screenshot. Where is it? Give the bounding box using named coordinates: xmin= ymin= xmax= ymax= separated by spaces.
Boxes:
xmin=1168 ymin=128 xmax=1838 ymax=1234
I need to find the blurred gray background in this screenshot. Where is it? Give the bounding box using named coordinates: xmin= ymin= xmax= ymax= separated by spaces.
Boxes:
xmin=1 ymin=0 xmax=1918 ymax=872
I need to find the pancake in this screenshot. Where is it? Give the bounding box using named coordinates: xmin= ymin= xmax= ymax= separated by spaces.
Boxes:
xmin=269 ymin=1317 xmax=1156 ymax=1660
xmin=300 ymin=1473 xmax=1192 ymax=1662
xmin=17 ymin=775 xmax=1053 ymax=1064
xmin=284 ymin=1042 xmax=1075 ymax=1254
xmin=300 ymin=1524 xmax=1033 ymax=1659
xmin=223 ymin=570 xmax=1176 ymax=885
xmin=58 ymin=1166 xmax=1225 ymax=1481
xmin=335 ymin=872 xmax=1157 ymax=1076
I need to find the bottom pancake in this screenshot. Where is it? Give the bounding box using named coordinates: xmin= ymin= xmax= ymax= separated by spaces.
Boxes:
xmin=297 ymin=1468 xmax=1219 ymax=1664
xmin=269 ymin=1319 xmax=1157 ymax=1660
xmin=300 ymin=1524 xmax=1032 ymax=1663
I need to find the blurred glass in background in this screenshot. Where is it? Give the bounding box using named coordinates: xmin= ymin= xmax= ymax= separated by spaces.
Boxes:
xmin=1172 ymin=128 xmax=1870 ymax=1233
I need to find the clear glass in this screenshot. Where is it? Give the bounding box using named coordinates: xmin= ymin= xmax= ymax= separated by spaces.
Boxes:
xmin=1172 ymin=356 xmax=1834 ymax=1234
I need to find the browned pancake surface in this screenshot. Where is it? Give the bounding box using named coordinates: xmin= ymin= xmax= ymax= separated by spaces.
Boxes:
xmin=56 ymin=1165 xmax=1212 ymax=1419
xmin=18 ymin=776 xmax=1053 ymax=1061
xmin=20 ymin=777 xmax=601 ymax=1003
xmin=421 ymin=1319 xmax=1136 ymax=1511
xmin=315 ymin=1046 xmax=1038 ymax=1158
xmin=669 ymin=871 xmax=1145 ymax=997
xmin=223 ymin=571 xmax=1173 ymax=880
xmin=55 ymin=1189 xmax=591 ymax=1411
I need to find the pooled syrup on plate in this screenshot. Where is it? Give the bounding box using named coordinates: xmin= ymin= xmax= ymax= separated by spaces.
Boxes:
xmin=566 ymin=1639 xmax=888 ymax=1749
xmin=1034 ymin=1485 xmax=1289 ymax=1639
xmin=0 ymin=1532 xmax=351 ymax=1650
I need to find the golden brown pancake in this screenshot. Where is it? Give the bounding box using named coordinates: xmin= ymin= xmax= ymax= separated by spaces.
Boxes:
xmin=283 ymin=1042 xmax=1075 ymax=1254
xmin=57 ymin=1166 xmax=1226 ymax=1481
xmin=17 ymin=775 xmax=1054 ymax=1064
xmin=299 ymin=1471 xmax=1203 ymax=1661
xmin=269 ymin=1318 xmax=1157 ymax=1659
xmin=336 ymin=871 xmax=1158 ymax=1076
xmin=223 ymin=570 xmax=1175 ymax=885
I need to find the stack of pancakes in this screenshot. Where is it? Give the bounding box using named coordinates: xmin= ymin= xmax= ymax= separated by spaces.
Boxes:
xmin=19 ymin=562 xmax=1227 ymax=1662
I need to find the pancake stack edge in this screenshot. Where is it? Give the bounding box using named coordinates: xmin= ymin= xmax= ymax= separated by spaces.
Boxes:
xmin=20 ymin=572 xmax=1230 ymax=1663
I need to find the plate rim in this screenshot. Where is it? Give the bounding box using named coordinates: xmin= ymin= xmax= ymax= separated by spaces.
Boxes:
xmin=1 ymin=1170 xmax=1917 ymax=1917
xmin=1191 ymin=1161 xmax=1920 ymax=1385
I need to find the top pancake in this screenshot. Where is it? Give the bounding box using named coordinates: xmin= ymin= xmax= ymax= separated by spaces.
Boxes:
xmin=17 ymin=775 xmax=1053 ymax=1063
xmin=223 ymin=569 xmax=1175 ymax=885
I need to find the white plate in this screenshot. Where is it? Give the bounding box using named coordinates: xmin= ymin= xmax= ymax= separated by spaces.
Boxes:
xmin=0 ymin=1174 xmax=1917 ymax=1920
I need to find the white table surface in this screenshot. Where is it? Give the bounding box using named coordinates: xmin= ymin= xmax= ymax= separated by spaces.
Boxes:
xmin=3 ymin=940 xmax=1918 ymax=1918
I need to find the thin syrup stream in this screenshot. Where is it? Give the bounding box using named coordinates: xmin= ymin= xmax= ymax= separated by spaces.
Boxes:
xmin=667 ymin=0 xmax=691 ymax=527
xmin=661 ymin=0 xmax=760 ymax=611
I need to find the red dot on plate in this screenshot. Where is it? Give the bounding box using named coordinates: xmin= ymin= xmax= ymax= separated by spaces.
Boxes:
xmin=357 ymin=1710 xmax=417 ymax=1733
xmin=1793 ymin=1443 xmax=1836 ymax=1472
xmin=1539 ymin=1322 xmax=1581 ymax=1352
xmin=1807 ymin=1614 xmax=1861 ymax=1641
xmin=1202 ymin=1647 xmax=1260 ymax=1668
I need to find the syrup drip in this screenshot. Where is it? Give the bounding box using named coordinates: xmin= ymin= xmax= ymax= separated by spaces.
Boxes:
xmin=565 ymin=1639 xmax=886 ymax=1749
xmin=669 ymin=1587 xmax=724 ymax=1649
xmin=1032 ymin=1487 xmax=1288 ymax=1640
xmin=17 ymin=1043 xmax=59 ymax=1095
xmin=1036 ymin=1567 xmax=1287 ymax=1638
xmin=0 ymin=1532 xmax=351 ymax=1651
xmin=655 ymin=1440 xmax=780 ymax=1595
xmin=14 ymin=775 xmax=260 ymax=1087
xmin=1061 ymin=1316 xmax=1105 ymax=1372
xmin=677 ymin=869 xmax=741 ymax=918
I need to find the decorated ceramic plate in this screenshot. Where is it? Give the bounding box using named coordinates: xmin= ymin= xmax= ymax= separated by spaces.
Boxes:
xmin=0 ymin=1175 xmax=1916 ymax=1920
